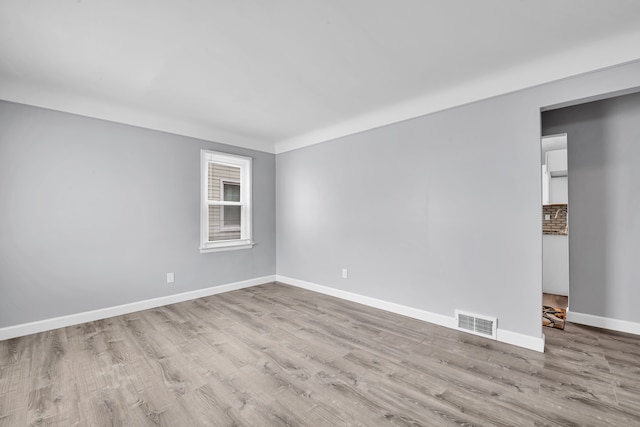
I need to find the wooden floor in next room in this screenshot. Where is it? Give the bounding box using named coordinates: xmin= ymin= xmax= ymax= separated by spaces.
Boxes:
xmin=543 ymin=293 xmax=569 ymax=330
xmin=543 ymin=293 xmax=568 ymax=310
xmin=1 ymin=283 xmax=639 ymax=426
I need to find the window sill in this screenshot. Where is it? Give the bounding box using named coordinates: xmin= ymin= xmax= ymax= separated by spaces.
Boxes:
xmin=199 ymin=241 xmax=255 ymax=253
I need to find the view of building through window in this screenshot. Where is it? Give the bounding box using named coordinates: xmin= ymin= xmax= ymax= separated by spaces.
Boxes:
xmin=208 ymin=163 xmax=241 ymax=241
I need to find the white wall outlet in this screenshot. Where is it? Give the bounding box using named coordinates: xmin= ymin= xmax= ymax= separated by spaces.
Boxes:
xmin=167 ymin=272 xmax=175 ymax=284
xmin=545 ymin=214 xmax=551 ymax=220
xmin=342 ymin=268 xmax=348 ymax=279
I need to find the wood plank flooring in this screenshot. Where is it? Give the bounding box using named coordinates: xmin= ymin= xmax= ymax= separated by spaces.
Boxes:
xmin=543 ymin=293 xmax=569 ymax=310
xmin=543 ymin=294 xmax=568 ymax=330
xmin=1 ymin=282 xmax=639 ymax=426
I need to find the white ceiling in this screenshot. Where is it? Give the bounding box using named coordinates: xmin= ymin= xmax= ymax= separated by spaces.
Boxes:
xmin=1 ymin=1 xmax=640 ymax=153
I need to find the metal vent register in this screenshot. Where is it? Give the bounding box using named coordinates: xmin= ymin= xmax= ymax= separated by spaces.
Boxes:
xmin=455 ymin=310 xmax=497 ymax=339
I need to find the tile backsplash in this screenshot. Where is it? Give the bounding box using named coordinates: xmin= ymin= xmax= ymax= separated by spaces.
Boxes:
xmin=543 ymin=204 xmax=568 ymax=235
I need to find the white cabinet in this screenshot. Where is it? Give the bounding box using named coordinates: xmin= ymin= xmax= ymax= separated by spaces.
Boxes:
xmin=549 ymin=176 xmax=568 ymax=204
xmin=546 ymin=149 xmax=567 ymax=177
xmin=542 ymin=149 xmax=568 ymax=204
xmin=543 ymin=234 xmax=569 ymax=295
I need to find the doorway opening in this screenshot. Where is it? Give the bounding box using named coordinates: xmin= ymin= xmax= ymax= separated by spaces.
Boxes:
xmin=541 ymin=134 xmax=568 ymax=329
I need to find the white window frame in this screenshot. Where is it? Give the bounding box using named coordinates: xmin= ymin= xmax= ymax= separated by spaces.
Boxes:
xmin=200 ymin=150 xmax=253 ymax=253
xmin=219 ymin=178 xmax=241 ymax=231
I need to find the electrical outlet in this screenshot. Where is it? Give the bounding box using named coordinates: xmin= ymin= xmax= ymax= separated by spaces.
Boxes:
xmin=167 ymin=272 xmax=175 ymax=284
xmin=544 ymin=214 xmax=551 ymax=221
xmin=342 ymin=268 xmax=348 ymax=279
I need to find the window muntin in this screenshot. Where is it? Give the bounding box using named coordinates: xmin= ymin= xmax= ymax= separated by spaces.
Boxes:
xmin=200 ymin=150 xmax=253 ymax=252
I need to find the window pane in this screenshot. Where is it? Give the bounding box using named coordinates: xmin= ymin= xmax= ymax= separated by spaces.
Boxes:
xmin=208 ymin=206 xmax=241 ymax=241
xmin=223 ymin=182 xmax=240 ymax=202
xmin=208 ymin=163 xmax=241 ymax=201
xmin=224 ymin=205 xmax=241 ymax=227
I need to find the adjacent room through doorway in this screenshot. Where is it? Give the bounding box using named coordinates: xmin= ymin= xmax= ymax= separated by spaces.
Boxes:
xmin=540 ymin=134 xmax=569 ymax=330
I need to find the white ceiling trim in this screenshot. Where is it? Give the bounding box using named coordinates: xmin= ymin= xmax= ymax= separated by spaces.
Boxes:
xmin=275 ymin=29 xmax=640 ymax=154
xmin=0 ymin=80 xmax=275 ymax=154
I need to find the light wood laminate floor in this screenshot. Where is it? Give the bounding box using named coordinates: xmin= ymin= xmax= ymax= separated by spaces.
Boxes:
xmin=1 ymin=283 xmax=639 ymax=426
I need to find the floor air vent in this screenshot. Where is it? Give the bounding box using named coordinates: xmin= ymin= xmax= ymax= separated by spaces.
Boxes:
xmin=455 ymin=310 xmax=497 ymax=339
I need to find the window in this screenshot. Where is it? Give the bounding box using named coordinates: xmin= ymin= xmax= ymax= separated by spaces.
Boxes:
xmin=200 ymin=150 xmax=253 ymax=252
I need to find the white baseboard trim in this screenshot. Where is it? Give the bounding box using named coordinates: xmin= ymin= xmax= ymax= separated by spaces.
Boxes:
xmin=496 ymin=328 xmax=545 ymax=353
xmin=0 ymin=275 xmax=276 ymax=341
xmin=276 ymin=275 xmax=456 ymax=329
xmin=276 ymin=275 xmax=545 ymax=353
xmin=568 ymin=310 xmax=640 ymax=336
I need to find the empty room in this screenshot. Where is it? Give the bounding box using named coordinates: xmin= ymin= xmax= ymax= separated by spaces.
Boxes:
xmin=1 ymin=1 xmax=640 ymax=425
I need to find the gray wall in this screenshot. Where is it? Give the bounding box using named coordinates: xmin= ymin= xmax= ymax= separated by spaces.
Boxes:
xmin=0 ymin=101 xmax=276 ymax=328
xmin=543 ymin=92 xmax=640 ymax=323
xmin=277 ymin=60 xmax=640 ymax=339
